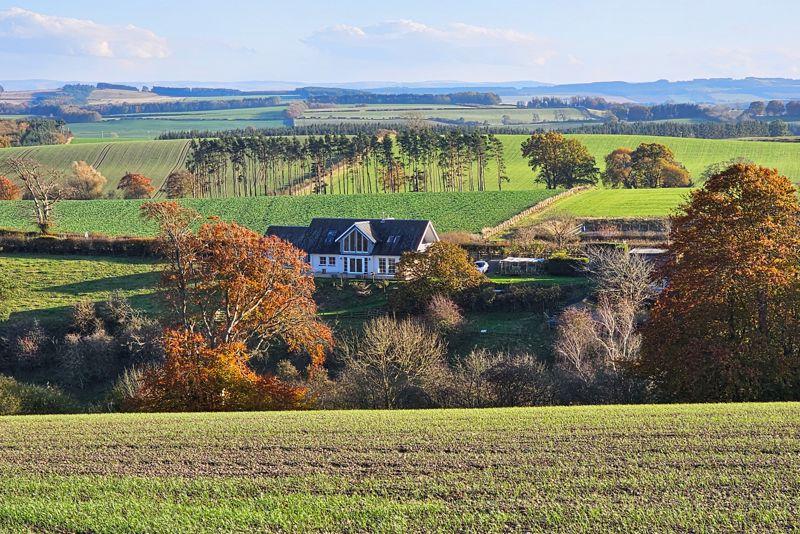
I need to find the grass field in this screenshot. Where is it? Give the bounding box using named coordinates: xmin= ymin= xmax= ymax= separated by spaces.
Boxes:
xmin=0 ymin=403 xmax=797 ymax=531
xmin=533 ymin=187 xmax=696 ymax=219
xmin=0 ymin=190 xmax=561 ymax=236
xmin=0 ymin=254 xmax=159 ymax=323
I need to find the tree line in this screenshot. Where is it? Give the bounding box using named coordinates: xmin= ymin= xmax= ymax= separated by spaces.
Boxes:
xmin=184 ymin=129 xmax=509 ymax=197
xmin=562 ymin=119 xmax=794 ymax=138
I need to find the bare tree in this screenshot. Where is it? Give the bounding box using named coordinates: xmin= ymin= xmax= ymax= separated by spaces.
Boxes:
xmin=587 ymin=248 xmax=655 ymax=308
xmin=593 ymin=295 xmax=641 ymax=370
xmin=6 ymin=157 xmax=67 ymax=233
xmin=536 ymin=216 xmax=581 ymax=250
xmin=553 ymin=307 xmax=598 ymax=383
xmin=336 ymin=316 xmax=448 ymax=409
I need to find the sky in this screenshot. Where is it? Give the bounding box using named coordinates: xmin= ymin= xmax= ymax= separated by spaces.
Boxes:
xmin=1 ymin=0 xmax=799 ymax=85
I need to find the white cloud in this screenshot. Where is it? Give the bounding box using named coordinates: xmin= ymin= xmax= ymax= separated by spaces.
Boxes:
xmin=0 ymin=7 xmax=168 ymax=59
xmin=303 ymin=19 xmax=555 ymax=67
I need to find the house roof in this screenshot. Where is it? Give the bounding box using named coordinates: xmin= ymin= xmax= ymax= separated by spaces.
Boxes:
xmin=266 ymin=218 xmax=434 ymax=256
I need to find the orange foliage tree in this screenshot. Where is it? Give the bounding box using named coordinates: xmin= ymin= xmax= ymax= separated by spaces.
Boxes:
xmin=137 ymin=202 xmax=332 ymax=410
xmin=129 ymin=329 xmax=308 ymax=412
xmin=118 ymin=172 xmax=155 ymax=199
xmin=0 ymin=175 xmax=21 ymax=200
xmin=640 ymin=164 xmax=800 ymax=401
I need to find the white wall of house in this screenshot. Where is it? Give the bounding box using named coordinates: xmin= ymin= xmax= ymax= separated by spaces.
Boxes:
xmin=310 ymin=254 xmax=400 ymax=278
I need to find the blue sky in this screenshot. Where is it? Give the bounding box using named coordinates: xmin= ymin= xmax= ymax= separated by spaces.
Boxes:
xmin=1 ymin=0 xmax=799 ymax=84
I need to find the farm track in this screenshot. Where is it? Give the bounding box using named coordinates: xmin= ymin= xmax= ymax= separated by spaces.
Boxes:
xmin=91 ymin=143 xmax=112 ymax=168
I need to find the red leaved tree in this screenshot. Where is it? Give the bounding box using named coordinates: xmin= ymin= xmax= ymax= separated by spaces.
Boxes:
xmin=118 ymin=172 xmax=155 ymax=199
xmin=137 ymin=202 xmax=332 ymax=410
xmin=0 ymin=175 xmax=21 ymax=200
xmin=129 ymin=329 xmax=308 ymax=412
xmin=639 ymin=164 xmax=800 ymax=401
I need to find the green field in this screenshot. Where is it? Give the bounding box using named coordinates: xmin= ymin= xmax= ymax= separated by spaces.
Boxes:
xmin=0 ymin=403 xmax=797 ymax=531
xmin=0 ymin=190 xmax=560 ymax=236
xmin=0 ymin=254 xmax=159 ymax=322
xmin=535 ymin=187 xmax=695 ymax=219
xmin=0 ymin=139 xmax=190 ymax=191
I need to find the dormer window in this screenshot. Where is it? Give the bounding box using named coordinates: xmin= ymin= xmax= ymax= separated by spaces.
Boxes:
xmin=342 ymin=230 xmax=370 ymax=253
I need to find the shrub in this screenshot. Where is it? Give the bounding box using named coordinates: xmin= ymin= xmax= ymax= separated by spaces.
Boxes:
xmin=448 ymin=350 xmax=554 ymax=407
xmin=13 ymin=320 xmax=51 ymax=370
xmin=423 ymin=295 xmax=464 ymax=334
xmin=68 ymin=161 xmax=107 ymax=200
xmin=60 ymin=329 xmax=116 ymax=389
xmin=546 ymin=252 xmax=589 ymax=276
xmin=0 ymin=375 xmax=77 ymax=415
xmin=334 ymin=316 xmax=449 ymax=409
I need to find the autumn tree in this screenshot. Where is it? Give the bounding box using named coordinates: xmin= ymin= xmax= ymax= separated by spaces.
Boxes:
xmin=6 ymin=157 xmax=66 ymax=233
xmin=68 ymin=160 xmax=107 ymax=199
xmin=118 ymin=172 xmax=155 ymax=199
xmin=602 ymin=147 xmax=633 ymax=188
xmin=392 ymin=241 xmax=487 ymax=312
xmin=627 ymin=143 xmax=691 ymax=188
xmin=142 ymin=202 xmax=332 ymax=355
xmin=521 ymin=131 xmax=598 ymax=189
xmin=0 ymin=175 xmax=21 ymax=200
xmin=128 ymin=328 xmax=308 ymax=412
xmin=640 ymin=164 xmax=800 ymax=401
xmin=164 ymin=169 xmax=196 ymax=198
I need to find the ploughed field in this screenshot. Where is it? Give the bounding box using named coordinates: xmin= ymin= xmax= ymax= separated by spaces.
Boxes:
xmin=0 ymin=190 xmax=559 ymax=236
xmin=0 ymin=403 xmax=798 ymax=532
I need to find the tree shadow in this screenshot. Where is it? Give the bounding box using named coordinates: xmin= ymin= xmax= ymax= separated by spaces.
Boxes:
xmin=43 ymin=272 xmax=161 ymax=296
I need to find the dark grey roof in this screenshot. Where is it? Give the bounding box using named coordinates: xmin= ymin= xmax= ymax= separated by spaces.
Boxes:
xmin=266 ymin=218 xmax=433 ymax=256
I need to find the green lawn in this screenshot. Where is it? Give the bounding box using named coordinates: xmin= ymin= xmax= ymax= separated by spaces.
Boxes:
xmin=0 ymin=253 xmax=159 ymax=323
xmin=0 ymin=403 xmax=797 ymax=532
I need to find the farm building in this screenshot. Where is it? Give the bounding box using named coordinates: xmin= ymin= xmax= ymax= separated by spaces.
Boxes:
xmin=267 ymin=218 xmax=439 ymax=279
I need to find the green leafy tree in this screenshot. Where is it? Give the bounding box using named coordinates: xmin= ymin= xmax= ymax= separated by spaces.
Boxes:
xmin=520 ymin=132 xmax=598 ymax=189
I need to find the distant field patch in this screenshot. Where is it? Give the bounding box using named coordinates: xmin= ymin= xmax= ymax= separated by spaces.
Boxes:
xmin=0 ymin=190 xmax=560 ymax=236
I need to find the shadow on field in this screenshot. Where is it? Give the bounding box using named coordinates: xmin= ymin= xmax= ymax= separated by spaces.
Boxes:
xmin=43 ymin=272 xmax=160 ymax=296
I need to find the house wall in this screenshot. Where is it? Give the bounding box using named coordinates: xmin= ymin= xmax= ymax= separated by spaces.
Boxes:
xmin=310 ymin=254 xmax=400 ymax=278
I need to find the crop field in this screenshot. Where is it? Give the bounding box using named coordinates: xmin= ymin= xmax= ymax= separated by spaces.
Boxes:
xmin=0 ymin=139 xmax=191 ymax=191
xmin=296 ymin=105 xmax=598 ymax=128
xmin=0 ymin=190 xmax=560 ymax=236
xmin=0 ymin=253 xmax=159 ymax=323
xmin=0 ymin=403 xmax=797 ymax=532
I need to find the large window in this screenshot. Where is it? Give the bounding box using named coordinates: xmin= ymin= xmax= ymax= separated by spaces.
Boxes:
xmin=378 ymin=257 xmax=398 ymax=275
xmin=342 ymin=230 xmax=370 ymax=253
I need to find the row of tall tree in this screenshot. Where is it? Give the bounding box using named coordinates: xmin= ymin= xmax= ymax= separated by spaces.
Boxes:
xmin=184 ymin=130 xmax=509 ymax=197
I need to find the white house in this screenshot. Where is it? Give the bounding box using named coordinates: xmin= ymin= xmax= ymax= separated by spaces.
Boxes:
xmin=266 ymin=218 xmax=439 ymax=278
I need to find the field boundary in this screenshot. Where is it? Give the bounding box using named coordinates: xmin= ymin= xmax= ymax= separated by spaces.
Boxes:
xmin=481 ymin=186 xmax=594 ymax=238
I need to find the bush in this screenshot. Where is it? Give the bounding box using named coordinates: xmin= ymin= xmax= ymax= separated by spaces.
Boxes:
xmin=333 ymin=316 xmax=449 ymax=409
xmin=546 ymin=253 xmax=589 ymax=276
xmin=423 ymin=295 xmax=464 ymax=334
xmin=448 ymin=350 xmax=555 ymax=407
xmin=0 ymin=375 xmax=77 ymax=415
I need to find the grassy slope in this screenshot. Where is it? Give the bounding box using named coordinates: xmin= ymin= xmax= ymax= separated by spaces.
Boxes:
xmin=0 ymin=254 xmax=159 ymax=323
xmin=0 ymin=403 xmax=797 ymax=532
xmin=535 ymin=187 xmax=696 ymax=218
xmin=0 ymin=190 xmax=560 ymax=236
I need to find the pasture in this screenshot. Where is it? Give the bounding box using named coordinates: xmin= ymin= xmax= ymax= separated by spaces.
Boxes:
xmin=0 ymin=190 xmax=560 ymax=236
xmin=0 ymin=403 xmax=797 ymax=532
xmin=533 ymin=187 xmax=695 ymax=219
xmin=0 ymin=254 xmax=159 ymax=323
